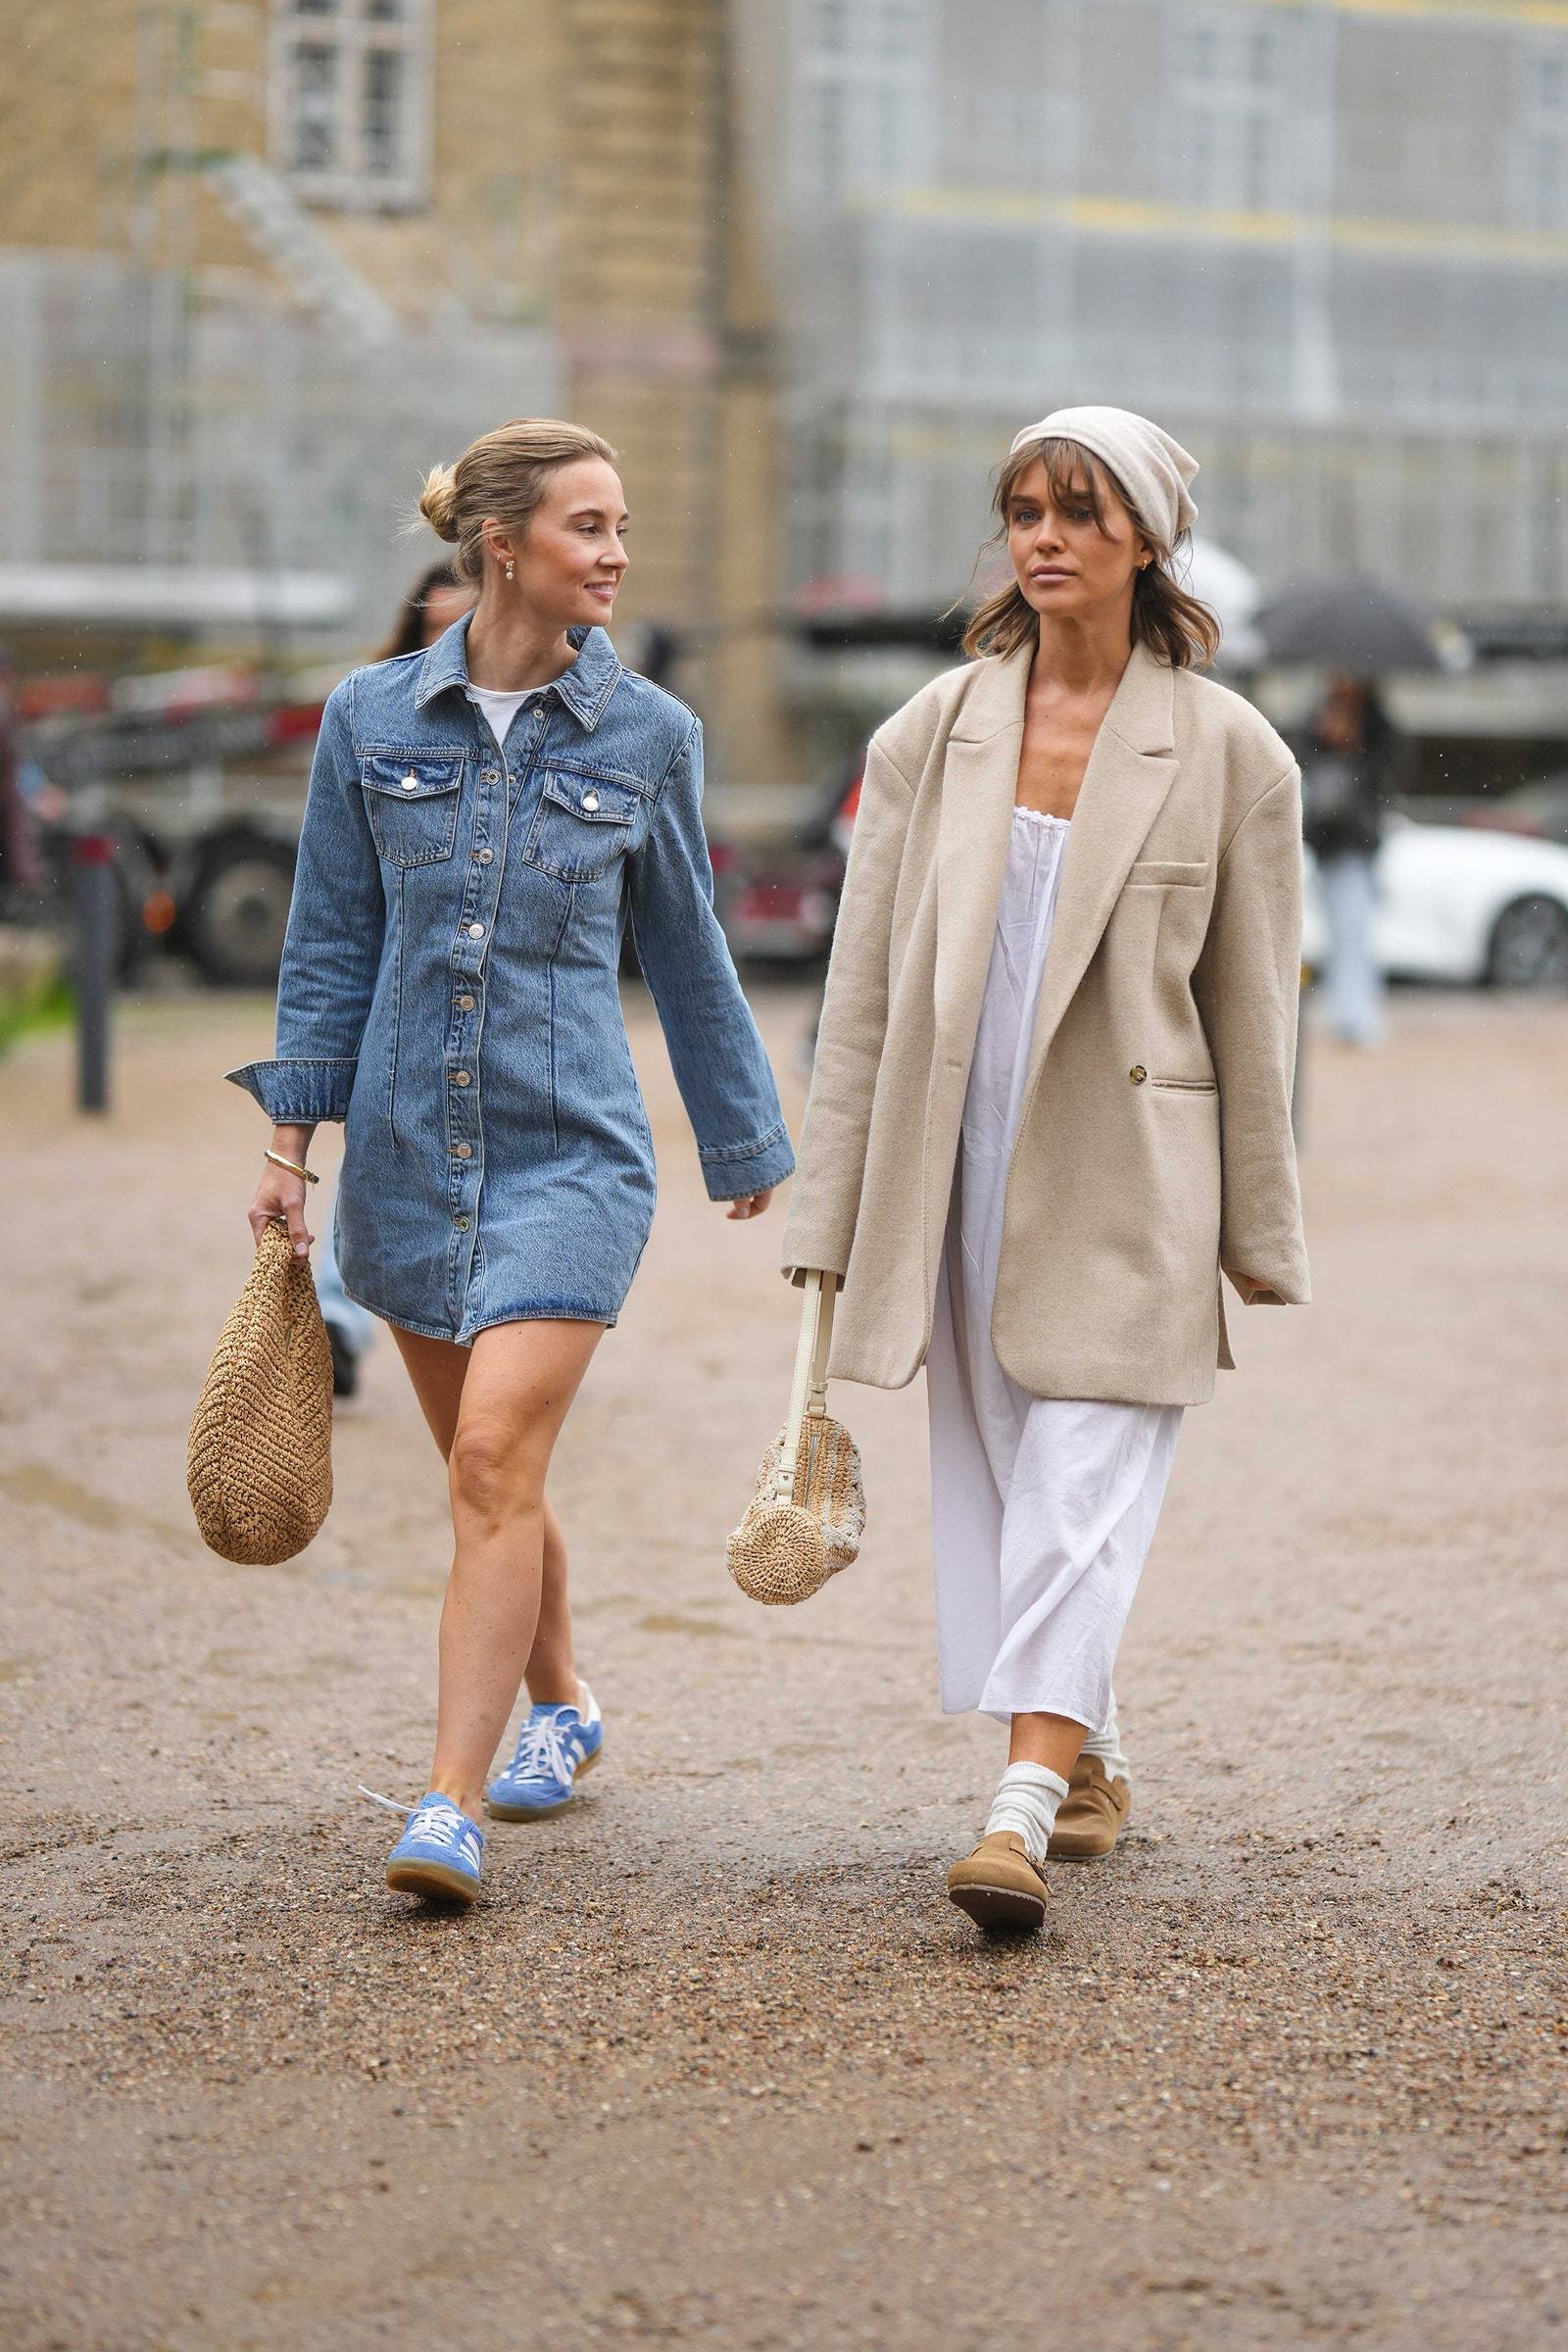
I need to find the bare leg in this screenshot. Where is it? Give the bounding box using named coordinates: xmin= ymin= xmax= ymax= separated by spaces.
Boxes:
xmin=390 ymin=1318 xmax=603 ymax=1821
xmin=524 ymin=1499 xmax=580 ymax=1707
xmin=389 ymin=1327 xmax=580 ymax=1708
xmin=1007 ymin=1710 xmax=1089 ymax=1780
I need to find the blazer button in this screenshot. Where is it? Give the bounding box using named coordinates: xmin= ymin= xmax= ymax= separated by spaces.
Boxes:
xmin=1130 ymin=1064 xmax=1148 ymax=1084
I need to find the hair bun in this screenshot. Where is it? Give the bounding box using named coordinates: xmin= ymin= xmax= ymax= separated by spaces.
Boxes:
xmin=417 ymin=463 xmax=461 ymax=541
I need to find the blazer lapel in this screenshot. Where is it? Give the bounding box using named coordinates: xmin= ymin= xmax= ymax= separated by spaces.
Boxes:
xmin=1021 ymin=641 xmax=1179 ymax=1100
xmin=933 ymin=642 xmax=1030 ymax=1049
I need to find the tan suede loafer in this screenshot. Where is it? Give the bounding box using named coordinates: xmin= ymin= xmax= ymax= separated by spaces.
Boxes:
xmin=1047 ymin=1758 xmax=1131 ymax=1861
xmin=945 ymin=1832 xmax=1049 ymax=1932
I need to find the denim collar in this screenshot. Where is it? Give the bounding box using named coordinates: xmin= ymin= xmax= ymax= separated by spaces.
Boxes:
xmin=414 ymin=614 xmax=622 ymax=734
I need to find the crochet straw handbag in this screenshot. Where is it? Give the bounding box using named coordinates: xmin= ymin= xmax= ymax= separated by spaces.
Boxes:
xmin=187 ymin=1221 xmax=334 ymax=1565
xmin=727 ymin=1270 xmax=865 ymax=1605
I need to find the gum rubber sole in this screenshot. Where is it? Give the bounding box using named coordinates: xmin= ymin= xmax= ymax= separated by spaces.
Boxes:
xmin=946 ymin=1879 xmax=1047 ymax=1933
xmin=485 ymin=1740 xmax=601 ymax=1823
xmin=385 ymin=1858 xmax=482 ymax=1904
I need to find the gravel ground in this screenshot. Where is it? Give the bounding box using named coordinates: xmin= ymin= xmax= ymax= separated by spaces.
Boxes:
xmin=2 ymin=980 xmax=1566 ymax=2352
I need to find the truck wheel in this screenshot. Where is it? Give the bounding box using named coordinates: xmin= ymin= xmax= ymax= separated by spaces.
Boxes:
xmin=182 ymin=836 xmax=297 ymax=987
xmin=1486 ymin=895 xmax=1568 ymax=991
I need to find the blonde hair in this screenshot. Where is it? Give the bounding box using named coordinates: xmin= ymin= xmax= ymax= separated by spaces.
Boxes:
xmin=961 ymin=436 xmax=1220 ymax=669
xmin=416 ymin=417 xmax=618 ymax=586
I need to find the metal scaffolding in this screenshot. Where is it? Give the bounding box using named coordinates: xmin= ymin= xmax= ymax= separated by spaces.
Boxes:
xmin=0 ymin=248 xmax=559 ymax=643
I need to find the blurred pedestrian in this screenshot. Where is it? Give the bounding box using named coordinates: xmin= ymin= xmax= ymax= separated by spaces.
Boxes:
xmin=316 ymin=562 xmax=480 ymax=1396
xmin=0 ymin=647 xmax=43 ymax=902
xmin=373 ymin=559 xmax=477 ymax=662
xmin=230 ymin=418 xmax=792 ymax=1906
xmin=782 ymin=405 xmax=1309 ymax=1934
xmin=1300 ymin=674 xmax=1394 ymax=1047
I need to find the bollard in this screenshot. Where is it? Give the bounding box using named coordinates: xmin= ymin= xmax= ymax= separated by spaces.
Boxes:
xmin=71 ymin=834 xmax=118 ymax=1114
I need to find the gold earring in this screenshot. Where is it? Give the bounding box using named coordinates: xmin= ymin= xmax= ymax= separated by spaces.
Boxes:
xmin=504 ymin=558 xmax=515 ymax=582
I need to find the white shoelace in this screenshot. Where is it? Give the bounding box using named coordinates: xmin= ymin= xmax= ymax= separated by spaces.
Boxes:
xmin=358 ymin=1787 xmax=477 ymax=1857
xmin=506 ymin=1714 xmax=578 ymax=1787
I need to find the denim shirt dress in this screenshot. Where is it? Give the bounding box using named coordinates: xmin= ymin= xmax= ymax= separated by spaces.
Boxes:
xmin=227 ymin=618 xmax=795 ymax=1342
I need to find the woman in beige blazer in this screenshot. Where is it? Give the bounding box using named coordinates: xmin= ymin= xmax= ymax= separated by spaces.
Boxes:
xmin=780 ymin=405 xmax=1309 ymax=1933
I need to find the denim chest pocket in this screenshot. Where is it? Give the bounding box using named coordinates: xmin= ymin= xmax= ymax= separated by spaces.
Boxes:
xmin=360 ymin=753 xmax=466 ymax=867
xmin=521 ymin=772 xmax=641 ymax=883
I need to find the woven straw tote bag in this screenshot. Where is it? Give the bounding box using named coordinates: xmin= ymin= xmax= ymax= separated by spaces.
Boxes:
xmin=728 ymin=1270 xmax=866 ymax=1605
xmin=187 ymin=1221 xmax=334 ymax=1565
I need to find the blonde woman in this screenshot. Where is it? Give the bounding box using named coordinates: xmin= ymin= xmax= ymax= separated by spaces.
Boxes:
xmin=781 ymin=406 xmax=1308 ymax=1932
xmin=231 ymin=419 xmax=793 ymax=1903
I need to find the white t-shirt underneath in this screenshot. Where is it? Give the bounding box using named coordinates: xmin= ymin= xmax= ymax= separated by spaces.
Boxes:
xmin=469 ymin=682 xmax=543 ymax=749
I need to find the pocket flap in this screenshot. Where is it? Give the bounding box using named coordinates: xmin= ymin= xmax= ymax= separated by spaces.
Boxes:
xmin=539 ymin=773 xmax=640 ymax=826
xmin=361 ymin=754 xmax=465 ymax=801
xmin=1128 ymin=858 xmax=1208 ymax=887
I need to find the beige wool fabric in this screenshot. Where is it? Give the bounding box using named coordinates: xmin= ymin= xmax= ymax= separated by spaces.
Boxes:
xmin=1009 ymin=404 xmax=1200 ymax=549
xmin=187 ymin=1221 xmax=334 ymax=1564
xmin=779 ymin=640 xmax=1309 ymax=1408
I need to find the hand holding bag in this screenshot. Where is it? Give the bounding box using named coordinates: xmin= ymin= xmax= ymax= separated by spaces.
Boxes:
xmin=727 ymin=1270 xmax=866 ymax=1605
xmin=187 ymin=1221 xmax=334 ymax=1565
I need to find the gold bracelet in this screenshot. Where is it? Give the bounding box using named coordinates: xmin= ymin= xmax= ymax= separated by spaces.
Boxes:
xmin=264 ymin=1148 xmax=319 ymax=1186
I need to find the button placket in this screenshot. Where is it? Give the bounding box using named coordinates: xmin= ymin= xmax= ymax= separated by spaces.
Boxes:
xmin=446 ymin=748 xmax=504 ymax=1319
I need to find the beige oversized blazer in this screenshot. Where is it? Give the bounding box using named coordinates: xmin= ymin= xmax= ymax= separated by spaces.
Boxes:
xmin=779 ymin=637 xmax=1310 ymax=1407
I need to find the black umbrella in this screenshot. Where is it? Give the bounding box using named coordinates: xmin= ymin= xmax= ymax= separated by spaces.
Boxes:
xmin=1255 ymin=574 xmax=1447 ymax=673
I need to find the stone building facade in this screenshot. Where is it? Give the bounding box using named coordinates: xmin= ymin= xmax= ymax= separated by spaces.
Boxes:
xmin=0 ymin=0 xmax=796 ymax=779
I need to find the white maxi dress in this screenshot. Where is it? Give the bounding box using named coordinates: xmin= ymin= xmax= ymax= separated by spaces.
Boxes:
xmin=925 ymin=807 xmax=1184 ymax=1731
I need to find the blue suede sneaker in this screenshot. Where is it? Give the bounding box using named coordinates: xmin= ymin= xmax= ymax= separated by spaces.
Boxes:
xmin=486 ymin=1683 xmax=603 ymax=1821
xmin=368 ymin=1789 xmax=485 ymax=1904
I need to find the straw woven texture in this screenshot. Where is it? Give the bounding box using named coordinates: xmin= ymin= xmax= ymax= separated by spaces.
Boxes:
xmin=727 ymin=1413 xmax=865 ymax=1605
xmin=187 ymin=1222 xmax=334 ymax=1565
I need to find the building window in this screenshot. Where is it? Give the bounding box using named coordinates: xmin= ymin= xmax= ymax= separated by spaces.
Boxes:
xmin=1512 ymin=39 xmax=1568 ymax=234
xmin=1170 ymin=5 xmax=1293 ymax=216
xmin=271 ymin=0 xmax=431 ymax=209
xmin=794 ymin=0 xmax=931 ymax=206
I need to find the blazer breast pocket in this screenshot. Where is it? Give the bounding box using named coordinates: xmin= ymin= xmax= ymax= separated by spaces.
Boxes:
xmin=1126 ymin=859 xmax=1209 ymax=889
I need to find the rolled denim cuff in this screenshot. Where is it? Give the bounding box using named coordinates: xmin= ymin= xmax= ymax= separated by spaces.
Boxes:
xmin=698 ymin=1120 xmax=796 ymax=1202
xmin=224 ymin=1057 xmax=357 ymax=1125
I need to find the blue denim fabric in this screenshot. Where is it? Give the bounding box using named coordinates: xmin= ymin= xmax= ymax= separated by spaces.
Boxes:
xmin=227 ymin=619 xmax=793 ymax=1342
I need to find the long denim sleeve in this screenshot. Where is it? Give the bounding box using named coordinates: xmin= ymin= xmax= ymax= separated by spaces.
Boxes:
xmin=225 ymin=680 xmax=385 ymax=1124
xmin=627 ymin=719 xmax=795 ymax=1201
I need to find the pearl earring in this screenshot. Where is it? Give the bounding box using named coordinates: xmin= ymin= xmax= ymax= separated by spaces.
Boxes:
xmin=504 ymin=559 xmax=515 ymax=582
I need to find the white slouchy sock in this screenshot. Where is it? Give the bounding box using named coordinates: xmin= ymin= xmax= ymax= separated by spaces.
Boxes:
xmin=984 ymin=1763 xmax=1070 ymax=1865
xmin=1077 ymin=1692 xmax=1130 ymax=1784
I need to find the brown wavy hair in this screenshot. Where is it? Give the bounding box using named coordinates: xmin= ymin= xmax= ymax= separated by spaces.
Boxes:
xmin=961 ymin=436 xmax=1220 ymax=669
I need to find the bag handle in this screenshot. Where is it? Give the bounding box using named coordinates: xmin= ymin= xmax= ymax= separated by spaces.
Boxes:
xmin=773 ymin=1270 xmax=839 ymax=1502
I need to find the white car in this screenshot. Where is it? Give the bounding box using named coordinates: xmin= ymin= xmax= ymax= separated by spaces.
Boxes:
xmin=1303 ymin=814 xmax=1568 ymax=990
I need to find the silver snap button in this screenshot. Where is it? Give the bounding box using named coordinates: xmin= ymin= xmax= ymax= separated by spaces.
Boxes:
xmin=475 ymin=848 xmax=494 ymax=864
xmin=454 ymin=1143 xmax=473 ymax=1159
xmin=456 ymin=994 xmax=475 ymax=1011
xmin=581 ymin=791 xmax=600 ymax=812
xmin=400 ymin=772 xmax=419 ymax=791
xmin=453 ymin=1070 xmax=471 ymax=1087
xmin=454 ymin=1214 xmax=470 ymax=1232
xmin=480 ymin=768 xmax=499 ymax=784
xmin=467 ymin=922 xmax=485 ymax=940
